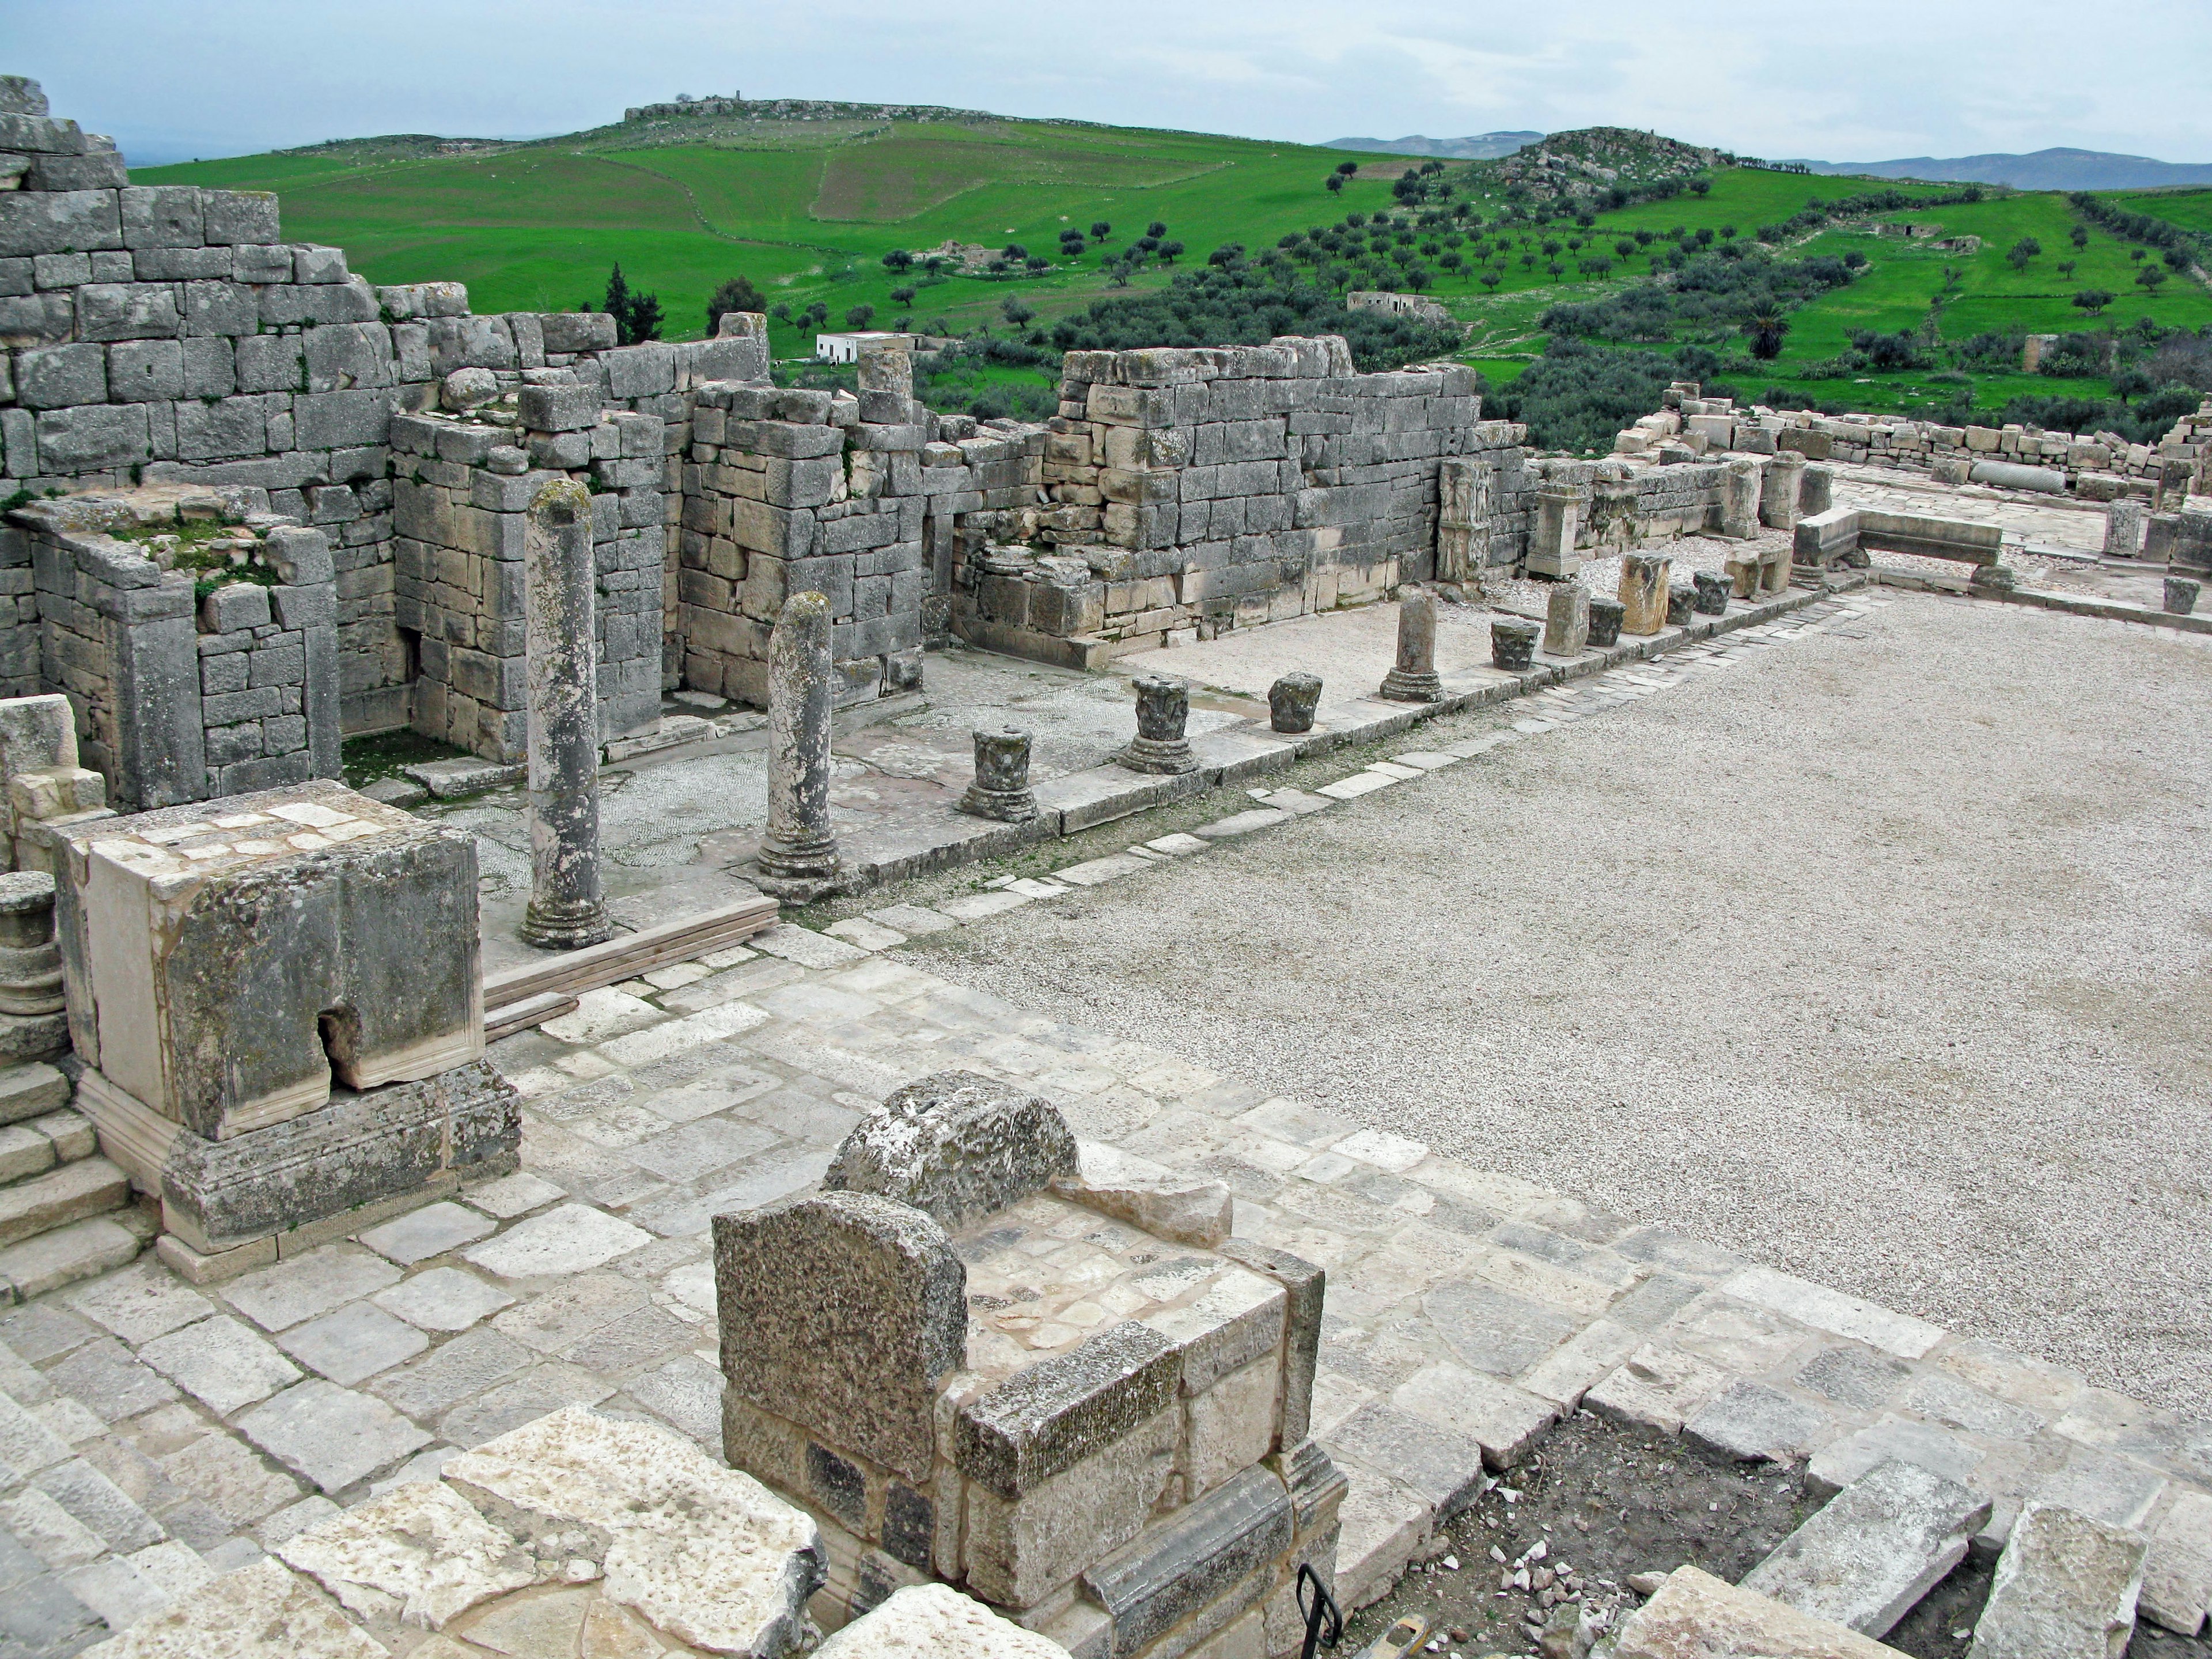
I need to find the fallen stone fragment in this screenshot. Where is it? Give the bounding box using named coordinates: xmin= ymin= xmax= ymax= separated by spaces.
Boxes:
xmin=276 ymin=1479 xmax=535 ymax=1630
xmin=1741 ymin=1459 xmax=1992 ymax=1635
xmin=818 ymin=1582 xmax=1068 ymax=1657
xmin=824 ymin=1070 xmax=1077 ymax=1228
xmin=2142 ymin=1489 xmax=2212 ymax=1635
xmin=1613 ymin=1564 xmax=1906 ymax=1659
xmin=1050 ymin=1142 xmax=1231 ymax=1247
xmin=1968 ymin=1503 xmax=2146 ymax=1659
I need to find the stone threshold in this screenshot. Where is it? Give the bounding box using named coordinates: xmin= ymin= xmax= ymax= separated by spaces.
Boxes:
xmin=824 ymin=574 xmax=1870 ymax=897
xmin=1872 ymin=566 xmax=2212 ymax=634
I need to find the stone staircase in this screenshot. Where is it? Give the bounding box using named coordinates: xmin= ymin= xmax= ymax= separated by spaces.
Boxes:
xmin=0 ymin=1060 xmax=147 ymax=1302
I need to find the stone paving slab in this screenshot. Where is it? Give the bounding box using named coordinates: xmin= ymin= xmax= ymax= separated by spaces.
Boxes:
xmin=0 ymin=590 xmax=2206 ymax=1653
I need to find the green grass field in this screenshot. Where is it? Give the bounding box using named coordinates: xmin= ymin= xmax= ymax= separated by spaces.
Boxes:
xmin=139 ymin=117 xmax=2212 ymax=418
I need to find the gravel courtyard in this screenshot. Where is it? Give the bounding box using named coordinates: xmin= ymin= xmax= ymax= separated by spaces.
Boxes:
xmin=914 ymin=593 xmax=2212 ymax=1416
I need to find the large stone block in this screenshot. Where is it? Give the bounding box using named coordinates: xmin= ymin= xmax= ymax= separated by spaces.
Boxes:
xmin=819 ymin=1583 xmax=1069 ymax=1658
xmin=1081 ymin=1464 xmax=1295 ymax=1657
xmin=956 ymin=1321 xmax=1180 ymax=1500
xmin=715 ymin=1192 xmax=966 ymax=1486
xmin=1616 ymin=1565 xmax=1906 ymax=1659
xmin=1742 ymin=1460 xmax=1992 ymax=1636
xmin=51 ymin=778 xmax=482 ymax=1141
xmin=1969 ymin=1503 xmax=2146 ymax=1659
xmin=824 ymin=1070 xmax=1078 ymax=1229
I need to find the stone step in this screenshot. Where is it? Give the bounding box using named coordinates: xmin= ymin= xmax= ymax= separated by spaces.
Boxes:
xmin=0 ymin=1154 xmax=131 ymax=1249
xmin=0 ymin=1060 xmax=69 ymax=1126
xmin=0 ymin=1107 xmax=99 ymax=1187
xmin=0 ymin=1210 xmax=147 ymax=1302
xmin=1969 ymin=1503 xmax=2148 ymax=1659
xmin=1741 ymin=1459 xmax=1993 ymax=1637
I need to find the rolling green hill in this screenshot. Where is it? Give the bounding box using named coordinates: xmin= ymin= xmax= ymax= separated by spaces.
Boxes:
xmin=140 ymin=108 xmax=2212 ymax=433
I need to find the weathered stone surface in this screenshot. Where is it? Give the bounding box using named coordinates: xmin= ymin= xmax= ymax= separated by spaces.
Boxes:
xmin=1381 ymin=587 xmax=1444 ymax=702
xmin=1217 ymin=1238 xmax=1323 ymax=1448
xmin=957 ymin=1320 xmax=1180 ymax=1499
xmin=755 ymin=590 xmax=841 ymax=898
xmin=959 ymin=729 xmax=1037 ymax=823
xmin=825 ymin=1070 xmax=1077 ymax=1228
xmin=962 ymin=1403 xmax=1179 ymax=1609
xmin=1619 ymin=554 xmax=1672 ymax=636
xmin=1491 ymin=618 xmax=1539 ymax=672
xmin=2143 ymin=1490 xmax=2212 ymax=1637
xmin=1544 ymin=582 xmax=1590 ymax=656
xmin=1082 ymin=1464 xmax=1293 ymax=1656
xmin=78 ymin=1556 xmax=387 ymax=1658
xmin=1051 ymin=1142 xmax=1231 ymax=1247
xmin=1969 ymin=1503 xmax=2147 ymax=1659
xmin=235 ymin=1378 xmax=433 ymax=1494
xmin=276 ymin=1478 xmax=534 ymax=1628
xmin=716 ymin=1192 xmax=964 ymax=1484
xmin=1587 ymin=596 xmax=1626 ymax=648
xmin=442 ymin=1407 xmax=824 ymax=1658
xmin=1743 ymin=1460 xmax=1993 ymax=1636
xmin=461 ymin=1203 xmax=649 ymax=1279
xmin=1691 ymin=570 xmax=1732 ymax=616
xmin=53 ymin=781 xmax=482 ymax=1141
xmin=2164 ymin=577 xmax=2199 ymax=616
xmin=1615 ymin=1564 xmax=1907 ymax=1659
xmin=1684 ymin=1380 xmax=1831 ymax=1463
xmin=1269 ymin=673 xmax=1323 ymax=734
xmin=1115 ymin=676 xmax=1199 ymax=774
xmin=817 ymin=1582 xmax=1069 ymax=1657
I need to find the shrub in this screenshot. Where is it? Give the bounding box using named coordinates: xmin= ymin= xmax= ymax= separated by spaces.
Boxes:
xmin=705 ymin=274 xmax=766 ymax=336
xmin=1490 ymin=338 xmax=1716 ymax=453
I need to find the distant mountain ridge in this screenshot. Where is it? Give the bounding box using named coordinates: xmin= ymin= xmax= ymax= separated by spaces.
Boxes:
xmin=1789 ymin=146 xmax=2212 ymax=191
xmin=1328 ymin=131 xmax=1544 ymax=160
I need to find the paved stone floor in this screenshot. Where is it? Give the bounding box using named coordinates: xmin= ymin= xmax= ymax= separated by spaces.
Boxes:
xmin=3 ymin=589 xmax=2208 ymax=1656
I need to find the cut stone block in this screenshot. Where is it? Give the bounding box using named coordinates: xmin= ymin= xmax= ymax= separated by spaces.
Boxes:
xmin=235 ymin=1378 xmax=434 ymax=1494
xmin=53 ymin=781 xmax=483 ymax=1141
xmin=0 ymin=1154 xmax=128 ymax=1249
xmin=716 ymin=1192 xmax=965 ymax=1486
xmin=1586 ymin=1343 xmax=1728 ymax=1434
xmin=0 ymin=1060 xmax=70 ymax=1125
xmin=1615 ymin=1564 xmax=1908 ymax=1659
xmin=358 ymin=1200 xmax=497 ymax=1266
xmin=1808 ymin=1418 xmax=1985 ymax=1501
xmin=460 ymin=1203 xmax=650 ymax=1279
xmin=1389 ymin=1361 xmax=1556 ymax=1471
xmin=1050 ymin=1140 xmax=1231 ymax=1247
xmin=1742 ymin=1459 xmax=1994 ymax=1635
xmin=0 ymin=1213 xmax=143 ymax=1301
xmin=818 ymin=1582 xmax=1069 ymax=1657
xmin=1720 ymin=1267 xmax=1945 ymax=1359
xmin=864 ymin=903 xmax=958 ymax=935
xmin=222 ymin=1245 xmax=404 ymax=1332
xmin=138 ymin=1313 xmax=302 ymax=1415
xmin=1081 ymin=1463 xmax=1294 ymax=1657
xmin=957 ymin=1320 xmax=1180 ymax=1499
xmin=1684 ymin=1380 xmax=1832 ymax=1463
xmin=441 ymin=1406 xmax=824 ymax=1657
xmin=2142 ymin=1490 xmax=2212 ymax=1636
xmin=824 ymin=1070 xmax=1077 ymax=1229
xmin=751 ymin=923 xmax=870 ymax=969
xmin=276 ymin=1478 xmax=533 ymax=1629
xmin=74 ymin=1555 xmax=387 ymax=1658
xmin=1969 ymin=1503 xmax=2147 ymax=1659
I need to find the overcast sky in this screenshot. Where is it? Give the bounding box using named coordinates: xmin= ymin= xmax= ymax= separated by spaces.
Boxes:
xmin=10 ymin=0 xmax=2210 ymax=168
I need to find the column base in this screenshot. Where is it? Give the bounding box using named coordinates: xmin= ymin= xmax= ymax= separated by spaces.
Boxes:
xmin=957 ymin=785 xmax=1037 ymax=823
xmin=1111 ymin=737 xmax=1197 ymax=776
xmin=1377 ymin=669 xmax=1443 ymax=703
xmin=520 ymin=896 xmax=617 ymax=951
xmin=755 ymin=837 xmax=842 ymax=903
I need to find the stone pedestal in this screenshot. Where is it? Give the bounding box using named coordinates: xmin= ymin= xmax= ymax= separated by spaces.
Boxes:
xmin=1619 ymin=554 xmax=1672 ymax=635
xmin=1718 ymin=458 xmax=1762 ymax=540
xmin=1269 ymin=674 xmax=1323 ymax=734
xmin=1114 ymin=677 xmax=1198 ymax=774
xmin=0 ymin=871 xmax=67 ymax=1060
xmin=1543 ymin=583 xmax=1590 ymax=656
xmin=1491 ymin=619 xmax=1539 ymax=671
xmin=2107 ymin=500 xmax=2146 ymax=558
xmin=0 ymin=695 xmax=111 ymax=873
xmin=959 ymin=729 xmax=1037 ymax=822
xmin=2165 ymin=576 xmax=2199 ymax=616
xmin=520 ymin=479 xmax=616 ymax=950
xmin=715 ymin=1072 xmax=1341 ymax=1655
xmin=1528 ymin=489 xmax=1582 ymax=579
xmin=1760 ymin=453 xmax=1808 ymax=532
xmin=1666 ymin=580 xmax=1698 ymax=626
xmin=1692 ymin=570 xmax=1731 ymax=615
xmin=757 ymin=590 xmax=844 ymax=897
xmin=1435 ymin=457 xmax=1490 ymax=585
xmin=1379 ymin=587 xmax=1444 ymax=702
xmin=1800 ymin=464 xmax=1834 ymax=520
xmin=1588 ymin=596 xmax=1626 ymax=648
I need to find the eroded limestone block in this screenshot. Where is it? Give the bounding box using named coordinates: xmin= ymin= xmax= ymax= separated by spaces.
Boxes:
xmin=52 ymin=780 xmax=482 ymax=1140
xmin=715 ymin=1192 xmax=965 ymax=1485
xmin=79 ymin=1556 xmax=387 ymax=1658
xmin=1615 ymin=1564 xmax=1906 ymax=1659
xmin=1742 ymin=1459 xmax=1992 ymax=1636
xmin=822 ymin=1583 xmax=1069 ymax=1657
xmin=825 ymin=1071 xmax=1078 ymax=1229
xmin=1969 ymin=1503 xmax=2147 ymax=1659
xmin=1619 ymin=554 xmax=1672 ymax=636
xmin=1050 ymin=1141 xmax=1231 ymax=1247
xmin=442 ymin=1406 xmax=825 ymax=1658
xmin=276 ymin=1479 xmax=536 ymax=1630
xmin=957 ymin=1321 xmax=1180 ymax=1500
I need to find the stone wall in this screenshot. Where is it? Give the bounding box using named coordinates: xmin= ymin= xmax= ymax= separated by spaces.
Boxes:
xmin=6 ymin=488 xmax=339 ymax=809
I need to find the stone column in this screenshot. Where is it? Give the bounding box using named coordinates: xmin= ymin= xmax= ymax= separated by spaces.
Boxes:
xmin=756 ymin=590 xmax=844 ymax=896
xmin=2105 ymin=499 xmax=2145 ymax=558
xmin=1718 ymin=457 xmax=1762 ymax=539
xmin=0 ymin=870 xmax=67 ymax=1061
xmin=1527 ymin=488 xmax=1581 ymax=578
xmin=1588 ymin=596 xmax=1625 ymax=647
xmin=519 ymin=479 xmax=616 ymax=950
xmin=1760 ymin=452 xmax=1808 ymax=531
xmin=2164 ymin=575 xmax=2199 ymax=616
xmin=1491 ymin=619 xmax=1539 ymax=671
xmin=1270 ymin=673 xmax=1323 ymax=733
xmin=1114 ymin=677 xmax=1198 ymax=774
xmin=1543 ymin=581 xmax=1589 ymax=656
xmin=1618 ymin=552 xmax=1672 ymax=635
xmin=959 ymin=729 xmax=1036 ymax=822
xmin=1799 ymin=464 xmax=1834 ymax=519
xmin=1380 ymin=586 xmax=1443 ymax=701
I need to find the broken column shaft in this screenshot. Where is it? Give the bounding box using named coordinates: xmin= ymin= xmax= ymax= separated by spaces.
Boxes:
xmin=1380 ymin=585 xmax=1444 ymax=701
xmin=519 ymin=479 xmax=615 ymax=951
xmin=756 ymin=590 xmax=843 ymax=896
